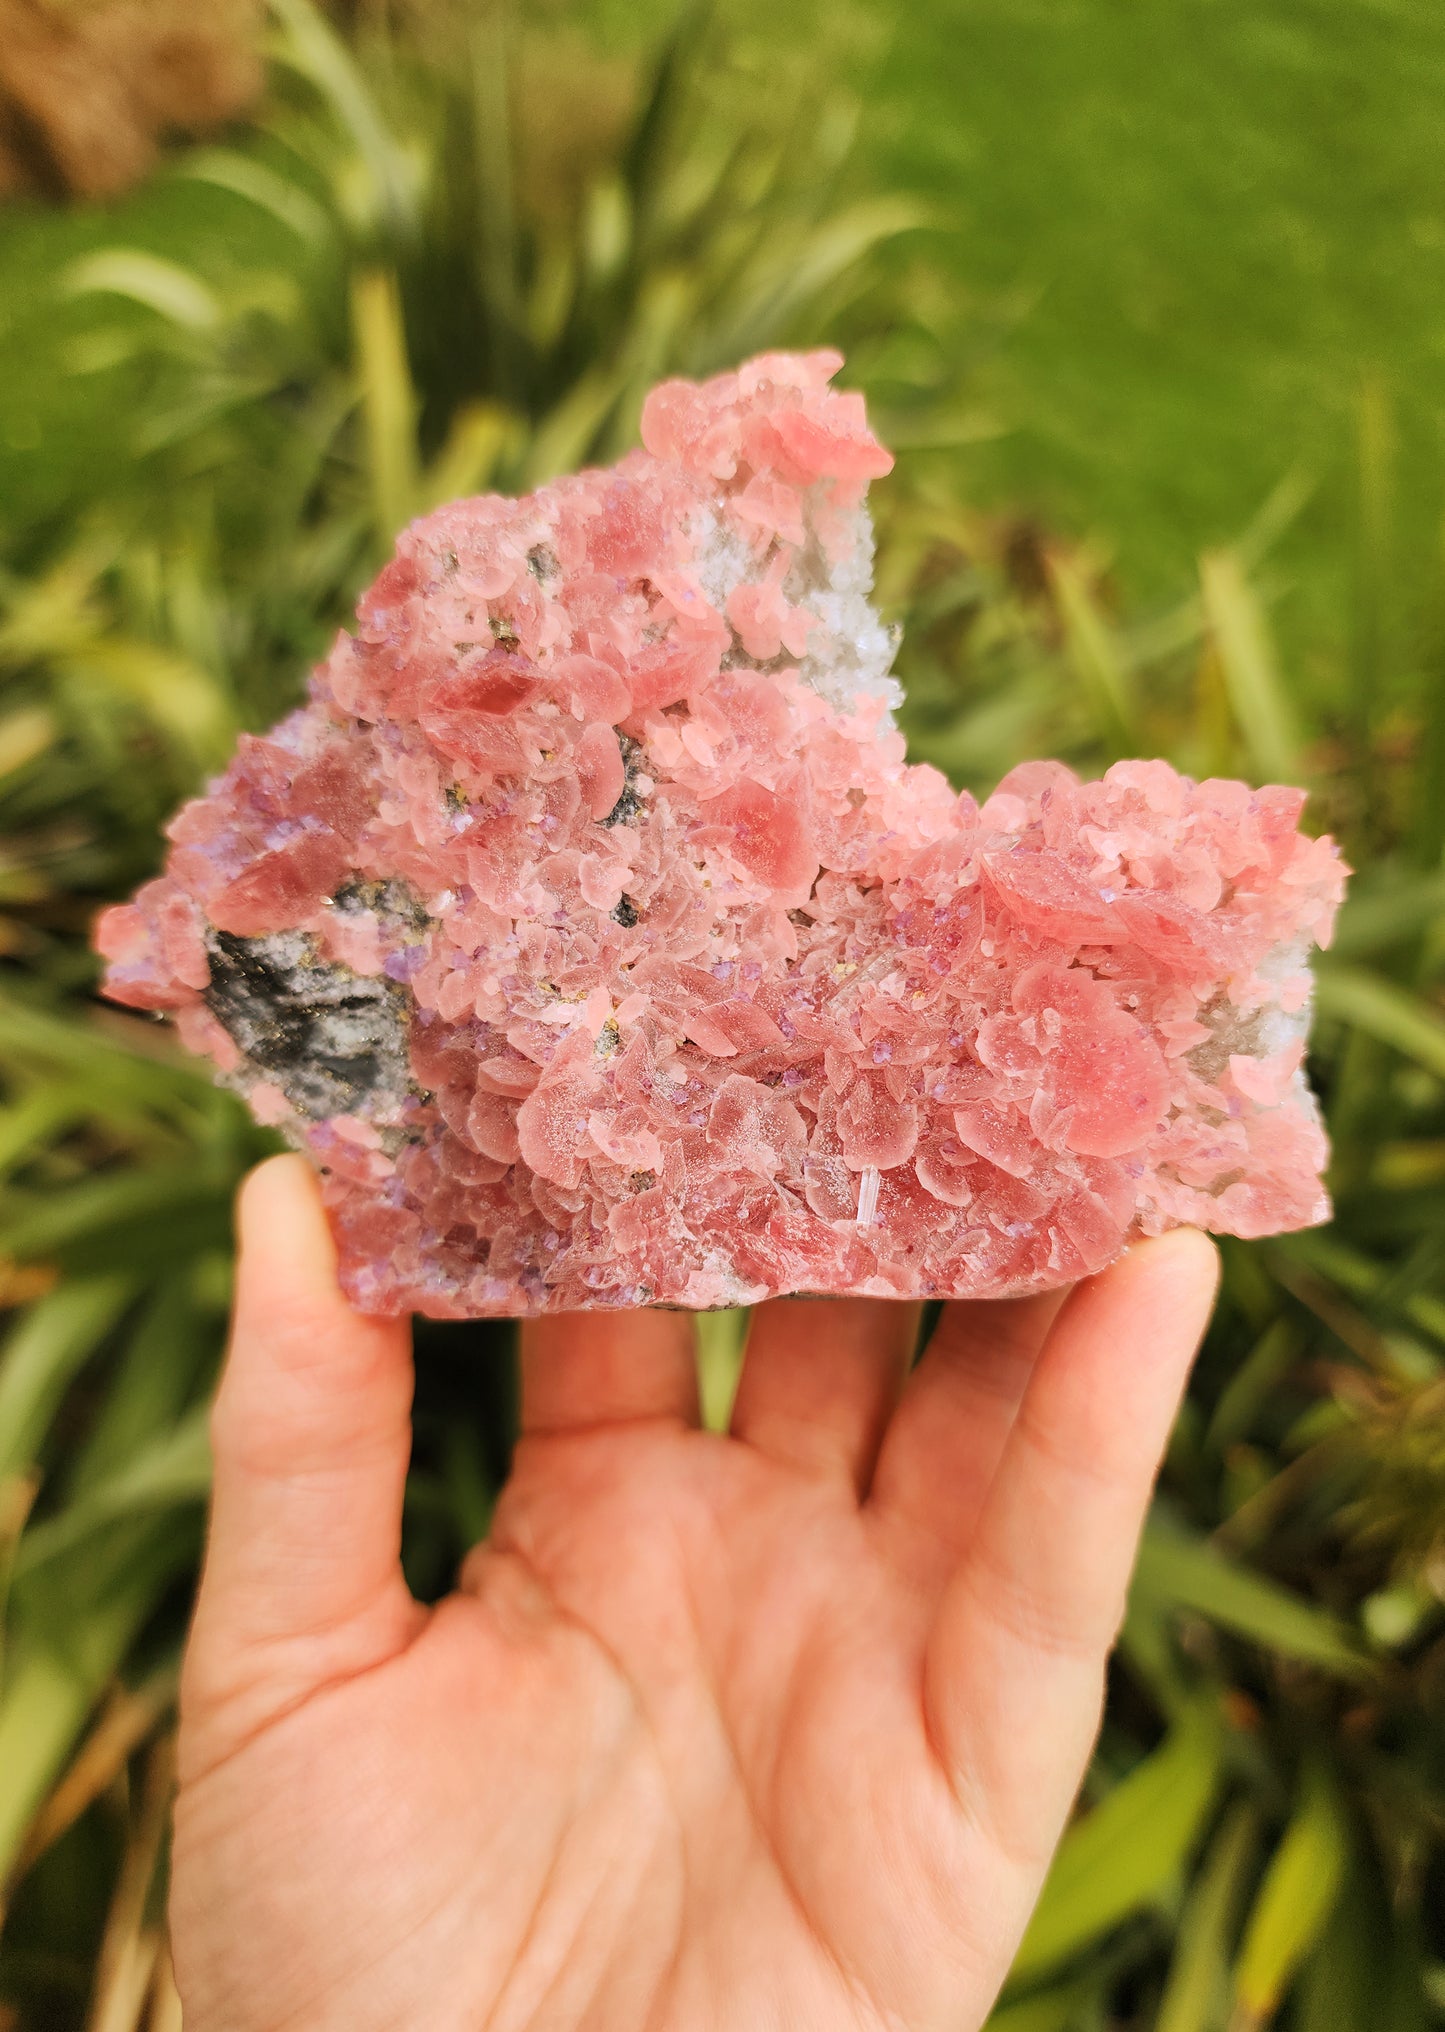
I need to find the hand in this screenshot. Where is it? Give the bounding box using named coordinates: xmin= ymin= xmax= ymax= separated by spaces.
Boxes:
xmin=171 ymin=1154 xmax=1217 ymax=2032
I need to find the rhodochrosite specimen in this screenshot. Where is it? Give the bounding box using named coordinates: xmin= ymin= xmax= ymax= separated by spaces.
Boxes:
xmin=98 ymin=352 xmax=1346 ymax=1316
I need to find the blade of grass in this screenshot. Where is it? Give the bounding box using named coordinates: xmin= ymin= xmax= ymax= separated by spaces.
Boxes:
xmin=1411 ymin=528 xmax=1445 ymax=867
xmin=1295 ymin=1857 xmax=1400 ymax=2032
xmin=1009 ymin=1698 xmax=1223 ymax=1985
xmin=1329 ymin=871 xmax=1445 ymax=959
xmin=1199 ymin=549 xmax=1300 ymax=785
xmin=623 ymin=0 xmax=710 ymax=239
xmin=147 ymin=1943 xmax=183 ymax=2032
xmin=178 ymin=149 xmax=332 ymax=247
xmin=0 ymin=1164 xmax=236 ymax=1272
xmin=0 ymin=995 xmax=220 ymax=1103
xmin=67 ymin=1278 xmax=217 ymax=1498
xmin=13 ymin=1661 xmax=177 ymax=1881
xmin=0 ymin=705 xmax=59 ymax=781
xmin=1206 ymin=1319 xmax=1305 ymax=1454
xmin=1230 ymin=1764 xmax=1350 ymax=2030
xmin=0 ymin=1278 xmax=134 ymax=1481
xmin=419 ymin=401 xmax=517 ymax=513
xmin=468 ymin=0 xmax=521 ymax=394
xmin=1292 ymin=1219 xmax=1445 ymax=1332
xmin=1132 ymin=1519 xmax=1368 ymax=1677
xmin=14 ymin=1407 xmax=211 ymax=1579
xmin=521 ymin=362 xmax=633 ymax=488
xmin=0 ymin=541 xmax=113 ymax=666
xmin=987 ymin=1986 xmax=1097 ymax=2032
xmin=1233 ymin=466 xmax=1316 ymax=576
xmin=57 ymin=640 xmax=237 ymax=769
xmin=0 ymin=1468 xmax=39 ymax=1683
xmin=0 ymin=1521 xmax=190 ymax=1882
xmin=1313 ymin=966 xmax=1445 ymax=1081
xmin=438 ymin=1424 xmax=493 ymax=1551
xmin=350 ymin=265 xmax=418 ymax=546
xmin=1350 ymin=377 xmax=1393 ymax=766
xmin=1118 ymin=1590 xmax=1189 ymax=1720
xmin=84 ymin=1735 xmax=173 ymax=2032
xmin=697 ymin=1308 xmax=747 ymax=1433
xmin=0 ymin=1087 xmax=95 ymax=1180
xmin=268 ymin=0 xmax=415 ymax=239
xmin=1157 ymin=1801 xmax=1261 ymax=2032
xmin=1045 ymin=550 xmax=1137 ymax=758
xmin=61 ymin=253 xmax=222 ymax=334
xmin=704 ymin=197 xmax=926 ymax=366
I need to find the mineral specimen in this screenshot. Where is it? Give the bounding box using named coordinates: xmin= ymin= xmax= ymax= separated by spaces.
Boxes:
xmin=97 ymin=350 xmax=1347 ymax=1317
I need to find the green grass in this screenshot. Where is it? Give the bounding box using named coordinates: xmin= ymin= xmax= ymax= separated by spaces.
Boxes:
xmin=0 ymin=4 xmax=1442 ymax=2029
xmin=867 ymin=0 xmax=1445 ymax=638
xmin=13 ymin=0 xmax=1445 ymax=655
xmin=607 ymin=0 xmax=1445 ymax=668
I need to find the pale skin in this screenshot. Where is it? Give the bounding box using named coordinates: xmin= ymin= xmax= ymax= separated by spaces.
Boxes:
xmin=172 ymin=1153 xmax=1219 ymax=2032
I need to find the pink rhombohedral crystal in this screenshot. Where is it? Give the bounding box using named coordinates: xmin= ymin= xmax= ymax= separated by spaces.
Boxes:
xmin=98 ymin=351 xmax=1347 ymax=1316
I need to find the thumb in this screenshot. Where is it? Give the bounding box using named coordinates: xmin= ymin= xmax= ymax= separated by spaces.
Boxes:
xmin=184 ymin=1157 xmax=420 ymax=1750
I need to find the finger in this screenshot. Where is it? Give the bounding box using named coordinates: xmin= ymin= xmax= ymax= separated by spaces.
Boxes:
xmin=729 ymin=1298 xmax=921 ymax=1493
xmin=868 ymin=1289 xmax=1068 ymax=1562
xmin=924 ymin=1232 xmax=1219 ymax=1866
xmin=520 ymin=1308 xmax=699 ymax=1434
xmin=192 ymin=1156 xmax=418 ymax=1672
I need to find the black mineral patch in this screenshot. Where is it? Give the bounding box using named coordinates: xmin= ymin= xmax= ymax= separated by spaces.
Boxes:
xmin=527 ymin=544 xmax=559 ymax=581
xmin=601 ymin=787 xmax=642 ymax=827
xmin=333 ymin=877 xmax=430 ymax=930
xmin=610 ymin=895 xmax=640 ymax=927
xmin=600 ymin=733 xmax=646 ymax=828
xmin=203 ymin=928 xmax=411 ymax=1122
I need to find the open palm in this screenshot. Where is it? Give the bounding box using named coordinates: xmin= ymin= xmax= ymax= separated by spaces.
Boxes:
xmin=171 ymin=1156 xmax=1217 ymax=2032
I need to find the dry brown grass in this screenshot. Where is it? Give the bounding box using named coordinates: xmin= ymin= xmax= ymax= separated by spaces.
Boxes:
xmin=0 ymin=0 xmax=262 ymax=200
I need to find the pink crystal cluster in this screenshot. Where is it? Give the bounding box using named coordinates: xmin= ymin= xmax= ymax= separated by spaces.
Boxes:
xmin=98 ymin=350 xmax=1347 ymax=1316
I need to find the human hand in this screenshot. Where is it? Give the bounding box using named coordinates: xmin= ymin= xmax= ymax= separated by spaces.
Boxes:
xmin=171 ymin=1154 xmax=1217 ymax=2031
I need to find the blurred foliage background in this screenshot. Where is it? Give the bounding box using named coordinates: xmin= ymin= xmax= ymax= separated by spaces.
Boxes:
xmin=0 ymin=1 xmax=1442 ymax=2026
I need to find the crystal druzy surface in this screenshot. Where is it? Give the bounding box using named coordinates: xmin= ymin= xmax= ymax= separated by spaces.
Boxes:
xmin=98 ymin=351 xmax=1347 ymax=1316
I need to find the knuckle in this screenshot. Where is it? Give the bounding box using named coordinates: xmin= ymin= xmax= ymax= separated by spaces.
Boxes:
xmin=969 ymin=1534 xmax=1115 ymax=1666
xmin=1017 ymin=1399 xmax=1129 ymax=1500
xmin=248 ymin=1293 xmax=349 ymax=1374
